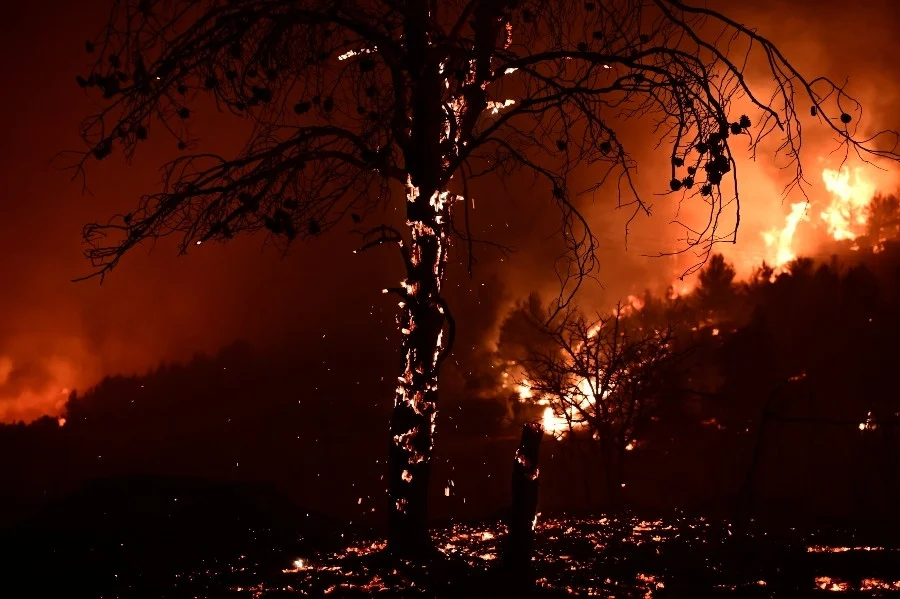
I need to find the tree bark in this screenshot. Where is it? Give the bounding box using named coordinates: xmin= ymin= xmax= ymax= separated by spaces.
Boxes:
xmin=385 ymin=169 xmax=451 ymax=555
xmin=385 ymin=0 xmax=499 ymax=557
xmin=504 ymin=422 xmax=544 ymax=569
xmin=385 ymin=200 xmax=448 ymax=555
xmin=385 ymin=2 xmax=450 ymax=555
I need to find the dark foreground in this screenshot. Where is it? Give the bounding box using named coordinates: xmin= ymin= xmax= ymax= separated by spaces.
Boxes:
xmin=2 ymin=483 xmax=899 ymax=599
xmin=201 ymin=516 xmax=900 ymax=598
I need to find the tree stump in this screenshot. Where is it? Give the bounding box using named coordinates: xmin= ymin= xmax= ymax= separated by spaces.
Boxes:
xmin=503 ymin=421 xmax=544 ymax=572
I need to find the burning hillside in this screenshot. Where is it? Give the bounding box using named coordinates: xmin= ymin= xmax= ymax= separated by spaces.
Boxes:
xmin=492 ymin=162 xmax=900 ymax=437
xmin=761 ymin=166 xmax=882 ymax=272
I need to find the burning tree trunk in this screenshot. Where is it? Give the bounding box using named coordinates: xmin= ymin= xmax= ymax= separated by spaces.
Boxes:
xmin=386 ymin=180 xmax=453 ymax=553
xmin=504 ymin=422 xmax=544 ymax=569
xmin=385 ymin=14 xmax=456 ymax=552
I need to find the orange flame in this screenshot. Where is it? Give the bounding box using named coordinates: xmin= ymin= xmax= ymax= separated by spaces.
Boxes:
xmin=820 ymin=167 xmax=875 ymax=241
xmin=761 ymin=201 xmax=810 ymax=268
xmin=758 ymin=166 xmax=879 ymax=271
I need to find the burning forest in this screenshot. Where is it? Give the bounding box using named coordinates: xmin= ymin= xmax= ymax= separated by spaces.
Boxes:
xmin=2 ymin=0 xmax=900 ymax=596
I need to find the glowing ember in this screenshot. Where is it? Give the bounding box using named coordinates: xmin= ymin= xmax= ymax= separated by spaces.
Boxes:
xmin=807 ymin=545 xmax=884 ymax=553
xmin=861 ymin=579 xmax=900 ymax=591
xmin=815 ymin=576 xmax=851 ymax=591
xmin=200 ymin=517 xmax=900 ymax=596
xmin=859 ymin=410 xmax=877 ymax=431
xmin=337 ymin=47 xmax=376 ymax=61
xmin=486 ymin=99 xmax=515 ymax=114
xmin=282 ymin=558 xmax=307 ymax=573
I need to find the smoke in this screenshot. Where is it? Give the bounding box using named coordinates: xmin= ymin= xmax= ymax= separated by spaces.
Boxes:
xmin=0 ymin=339 xmax=101 ymax=422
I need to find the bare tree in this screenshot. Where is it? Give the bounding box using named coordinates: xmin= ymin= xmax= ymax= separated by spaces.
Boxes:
xmin=67 ymin=0 xmax=899 ymax=554
xmin=521 ymin=305 xmax=685 ymax=504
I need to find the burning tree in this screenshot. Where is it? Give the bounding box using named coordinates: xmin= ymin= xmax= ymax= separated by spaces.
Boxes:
xmin=865 ymin=193 xmax=900 ymax=248
xmin=68 ymin=0 xmax=899 ymax=554
xmin=520 ymin=305 xmax=685 ymax=502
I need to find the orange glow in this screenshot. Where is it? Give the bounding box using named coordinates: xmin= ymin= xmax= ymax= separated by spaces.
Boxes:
xmin=0 ymin=352 xmax=86 ymax=423
xmin=668 ymin=279 xmax=695 ymax=299
xmin=517 ymin=379 xmax=533 ymax=401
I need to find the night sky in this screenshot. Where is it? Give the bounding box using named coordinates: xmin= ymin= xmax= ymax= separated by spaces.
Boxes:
xmin=1 ymin=0 xmax=900 ymax=424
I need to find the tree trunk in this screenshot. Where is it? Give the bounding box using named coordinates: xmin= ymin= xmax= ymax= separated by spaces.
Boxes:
xmin=385 ymin=0 xmax=499 ymax=557
xmin=386 ymin=179 xmax=450 ymax=555
xmin=600 ymin=436 xmax=624 ymax=509
xmin=504 ymin=422 xmax=544 ymax=569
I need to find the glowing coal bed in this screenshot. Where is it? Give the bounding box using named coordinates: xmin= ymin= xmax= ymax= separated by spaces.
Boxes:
xmin=161 ymin=515 xmax=900 ymax=598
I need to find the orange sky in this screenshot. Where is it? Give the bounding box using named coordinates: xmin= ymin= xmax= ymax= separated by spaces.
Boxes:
xmin=1 ymin=0 xmax=899 ymax=421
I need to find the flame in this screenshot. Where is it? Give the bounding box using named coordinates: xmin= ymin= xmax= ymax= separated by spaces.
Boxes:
xmin=542 ymin=406 xmax=570 ymax=435
xmin=668 ymin=279 xmax=695 ymax=300
xmin=517 ymin=379 xmax=533 ymax=400
xmin=761 ymin=201 xmax=809 ymax=267
xmin=757 ymin=166 xmax=880 ymax=272
xmin=520 ymin=377 xmax=584 ymax=436
xmin=525 ymin=324 xmax=616 ymax=437
xmin=859 ymin=410 xmax=877 ymax=431
xmin=820 ymin=167 xmax=875 ymax=241
xmin=625 ymin=294 xmax=645 ymax=312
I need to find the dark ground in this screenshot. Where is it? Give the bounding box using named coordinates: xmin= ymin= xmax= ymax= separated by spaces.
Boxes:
xmin=2 ymin=476 xmax=898 ymax=598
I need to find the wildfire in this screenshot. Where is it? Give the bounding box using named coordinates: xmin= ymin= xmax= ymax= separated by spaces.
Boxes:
xmin=762 ymin=201 xmax=809 ymax=267
xmin=760 ymin=166 xmax=881 ymax=270
xmin=519 ymin=317 xmax=626 ymax=437
xmin=820 ymin=167 xmax=875 ymax=241
xmin=503 ymin=166 xmax=889 ymax=435
xmin=542 ymin=406 xmax=570 ymax=435
xmin=668 ymin=279 xmax=695 ymax=299
xmin=517 ymin=381 xmax=532 ymax=400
